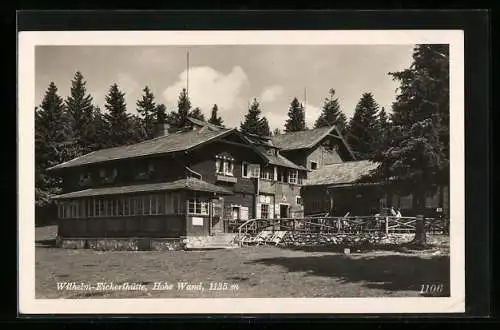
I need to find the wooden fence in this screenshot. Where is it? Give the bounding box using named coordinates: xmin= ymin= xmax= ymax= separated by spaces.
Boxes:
xmin=235 ymin=215 xmax=448 ymax=238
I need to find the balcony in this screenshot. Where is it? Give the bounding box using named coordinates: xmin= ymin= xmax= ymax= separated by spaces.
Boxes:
xmin=216 ymin=174 xmax=237 ymax=184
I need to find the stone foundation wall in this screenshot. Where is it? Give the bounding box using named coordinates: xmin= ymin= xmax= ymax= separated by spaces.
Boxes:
xmin=281 ymin=232 xmax=416 ymax=247
xmin=184 ymin=234 xmax=238 ymax=248
xmin=56 ymin=237 xmax=186 ymax=251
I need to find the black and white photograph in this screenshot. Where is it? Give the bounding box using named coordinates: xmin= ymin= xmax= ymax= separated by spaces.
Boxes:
xmin=18 ymin=30 xmax=465 ymax=314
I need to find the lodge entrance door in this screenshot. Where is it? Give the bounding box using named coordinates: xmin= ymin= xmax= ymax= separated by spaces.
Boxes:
xmin=279 ymin=204 xmax=290 ymax=230
xmin=210 ymin=198 xmax=224 ymax=235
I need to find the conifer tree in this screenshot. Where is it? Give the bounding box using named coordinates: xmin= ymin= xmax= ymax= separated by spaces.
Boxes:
xmin=167 ymin=88 xmax=209 ymax=129
xmin=273 ymin=128 xmax=282 ymax=136
xmin=259 ymin=117 xmax=271 ymax=136
xmin=35 ymin=82 xmax=71 ymax=207
xmin=240 ymin=98 xmax=264 ymax=135
xmin=171 ymin=88 xmax=191 ymax=129
xmin=314 ymin=89 xmax=348 ymax=133
xmin=190 ymin=107 xmax=205 ymax=121
xmin=103 ymin=83 xmax=133 ymax=147
xmin=88 ymin=106 xmax=110 ymax=149
xmin=347 ymin=92 xmax=380 ymax=159
xmin=136 ymin=86 xmax=157 ymax=139
xmin=376 ymin=107 xmax=390 ymax=152
xmin=65 ymin=71 xmax=94 ymax=148
xmin=208 ymin=104 xmax=224 ymax=127
xmin=372 ymin=44 xmax=449 ymax=244
xmin=155 ymin=104 xmax=167 ymax=124
xmin=284 ymin=97 xmax=307 ymax=132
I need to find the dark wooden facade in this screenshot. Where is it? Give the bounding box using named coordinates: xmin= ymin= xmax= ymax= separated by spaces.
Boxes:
xmin=302 ymin=183 xmax=450 ymax=218
xmin=53 ymin=128 xmax=309 ymax=240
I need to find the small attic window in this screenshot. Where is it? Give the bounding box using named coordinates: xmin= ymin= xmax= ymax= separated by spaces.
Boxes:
xmin=79 ymin=172 xmax=92 ymax=186
xmin=216 ymin=153 xmax=235 ymax=176
xmin=310 ymin=161 xmax=318 ymax=170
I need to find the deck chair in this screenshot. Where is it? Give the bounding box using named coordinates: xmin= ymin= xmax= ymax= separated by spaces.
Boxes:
xmin=266 ymin=230 xmax=289 ymax=246
xmin=240 ymin=230 xmax=273 ymax=246
xmin=341 ymin=212 xmax=351 ymax=232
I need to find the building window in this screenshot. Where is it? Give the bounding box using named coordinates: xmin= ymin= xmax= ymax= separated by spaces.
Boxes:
xmin=261 ymin=204 xmax=270 ymax=219
xmin=115 ymin=199 xmax=122 ymax=216
xmin=298 ymin=172 xmax=304 ymax=185
xmin=288 ymin=170 xmax=298 ymax=184
xmin=249 ymin=164 xmax=260 ymax=178
xmin=79 ymin=172 xmax=92 ymax=186
xmin=98 ymin=199 xmax=105 ymax=217
xmin=212 ymin=199 xmax=222 ymax=217
xmin=79 ymin=200 xmax=86 ymax=218
xmin=242 ymin=162 xmax=249 ymax=178
xmin=188 ymin=197 xmax=209 ymax=215
xmin=260 ymin=166 xmax=274 ymax=180
xmin=133 ymin=197 xmax=143 ymax=216
xmin=310 ymin=161 xmax=318 ymax=170
xmin=87 ymin=199 xmax=94 ymax=217
xmin=216 ymin=154 xmax=234 ymax=176
xmin=135 ymin=162 xmax=155 ymax=180
xmin=123 ymin=198 xmax=130 ymax=216
xmin=296 ymin=196 xmax=303 ymax=205
xmin=150 ymin=195 xmax=158 ymax=215
xmin=277 ymin=168 xmax=288 ymax=183
xmin=173 ymin=193 xmax=181 ymax=214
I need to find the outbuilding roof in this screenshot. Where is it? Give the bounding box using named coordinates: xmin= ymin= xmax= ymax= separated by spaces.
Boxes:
xmin=270 ymin=126 xmax=356 ymax=160
xmin=47 ymin=127 xmax=234 ymax=171
xmin=51 ymin=177 xmax=233 ymax=200
xmin=304 ymin=160 xmax=380 ymax=186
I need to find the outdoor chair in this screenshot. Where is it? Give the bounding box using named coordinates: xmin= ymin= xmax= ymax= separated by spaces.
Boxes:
xmin=240 ymin=230 xmax=273 ymax=246
xmin=340 ymin=212 xmax=351 ymax=232
xmin=265 ymin=230 xmax=289 ymax=246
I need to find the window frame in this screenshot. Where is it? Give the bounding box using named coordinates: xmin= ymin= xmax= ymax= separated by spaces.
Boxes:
xmin=261 ymin=204 xmax=270 ymax=219
xmin=260 ymin=165 xmax=274 ymax=181
xmin=216 ymin=154 xmax=235 ymax=176
xmin=187 ymin=197 xmax=209 ymax=215
xmin=241 ymin=162 xmax=249 ymax=178
xmin=288 ymin=170 xmax=298 ymax=184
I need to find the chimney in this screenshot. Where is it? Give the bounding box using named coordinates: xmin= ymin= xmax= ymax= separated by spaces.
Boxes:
xmin=155 ymin=122 xmax=170 ymax=137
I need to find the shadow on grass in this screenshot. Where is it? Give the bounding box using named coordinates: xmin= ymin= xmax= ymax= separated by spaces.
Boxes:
xmin=247 ymin=253 xmax=450 ymax=295
xmin=35 ymin=239 xmax=57 ymax=248
xmin=281 ymin=242 xmax=444 ymax=254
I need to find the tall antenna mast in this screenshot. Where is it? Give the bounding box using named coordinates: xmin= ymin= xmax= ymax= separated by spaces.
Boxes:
xmin=304 ymin=87 xmax=307 ymax=111
xmin=186 ymin=51 xmax=190 ymax=98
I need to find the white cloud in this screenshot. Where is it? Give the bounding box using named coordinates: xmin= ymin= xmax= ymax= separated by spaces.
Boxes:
xmin=116 ymin=73 xmax=140 ymax=96
xmin=137 ymin=49 xmax=167 ymax=65
xmin=263 ymin=110 xmax=287 ymax=131
xmin=304 ymin=103 xmax=322 ymax=128
xmin=260 ymin=85 xmax=284 ymax=103
xmin=264 ymin=102 xmax=321 ymax=131
xmin=163 ymin=66 xmax=249 ymax=127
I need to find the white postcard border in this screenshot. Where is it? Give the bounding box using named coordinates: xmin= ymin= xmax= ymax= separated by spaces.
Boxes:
xmin=18 ymin=30 xmax=465 ymax=314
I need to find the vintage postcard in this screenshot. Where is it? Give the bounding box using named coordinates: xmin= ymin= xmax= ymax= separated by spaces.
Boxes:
xmin=18 ymin=30 xmax=465 ymax=314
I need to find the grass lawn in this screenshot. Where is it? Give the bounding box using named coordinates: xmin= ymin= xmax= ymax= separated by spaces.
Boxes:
xmin=35 ymin=226 xmax=450 ymax=299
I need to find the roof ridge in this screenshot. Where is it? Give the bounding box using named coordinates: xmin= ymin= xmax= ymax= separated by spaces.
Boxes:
xmin=272 ymin=126 xmax=333 ymax=137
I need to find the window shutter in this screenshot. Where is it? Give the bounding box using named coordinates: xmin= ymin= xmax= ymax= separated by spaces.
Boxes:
xmin=256 ymin=203 xmax=261 ymax=219
xmin=223 ymin=204 xmax=232 ymax=220
xmin=240 ymin=206 xmax=249 ymax=220
xmin=268 ymin=204 xmax=274 ymax=219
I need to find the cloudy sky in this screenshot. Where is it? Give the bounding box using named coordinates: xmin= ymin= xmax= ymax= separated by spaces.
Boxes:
xmin=35 ymin=45 xmax=415 ymax=130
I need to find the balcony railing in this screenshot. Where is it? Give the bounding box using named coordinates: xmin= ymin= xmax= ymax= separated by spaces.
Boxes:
xmin=216 ymin=175 xmax=237 ymax=183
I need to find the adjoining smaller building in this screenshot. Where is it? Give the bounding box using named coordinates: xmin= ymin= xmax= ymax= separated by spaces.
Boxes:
xmin=301 ymin=159 xmax=450 ymax=218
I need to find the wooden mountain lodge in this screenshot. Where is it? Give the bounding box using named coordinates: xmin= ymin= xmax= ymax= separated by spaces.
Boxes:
xmin=47 ymin=117 xmax=449 ymax=250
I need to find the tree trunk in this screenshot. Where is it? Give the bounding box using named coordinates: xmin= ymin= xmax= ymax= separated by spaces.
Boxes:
xmin=413 ymin=214 xmax=427 ymax=246
xmin=412 ymin=188 xmax=427 ymax=246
